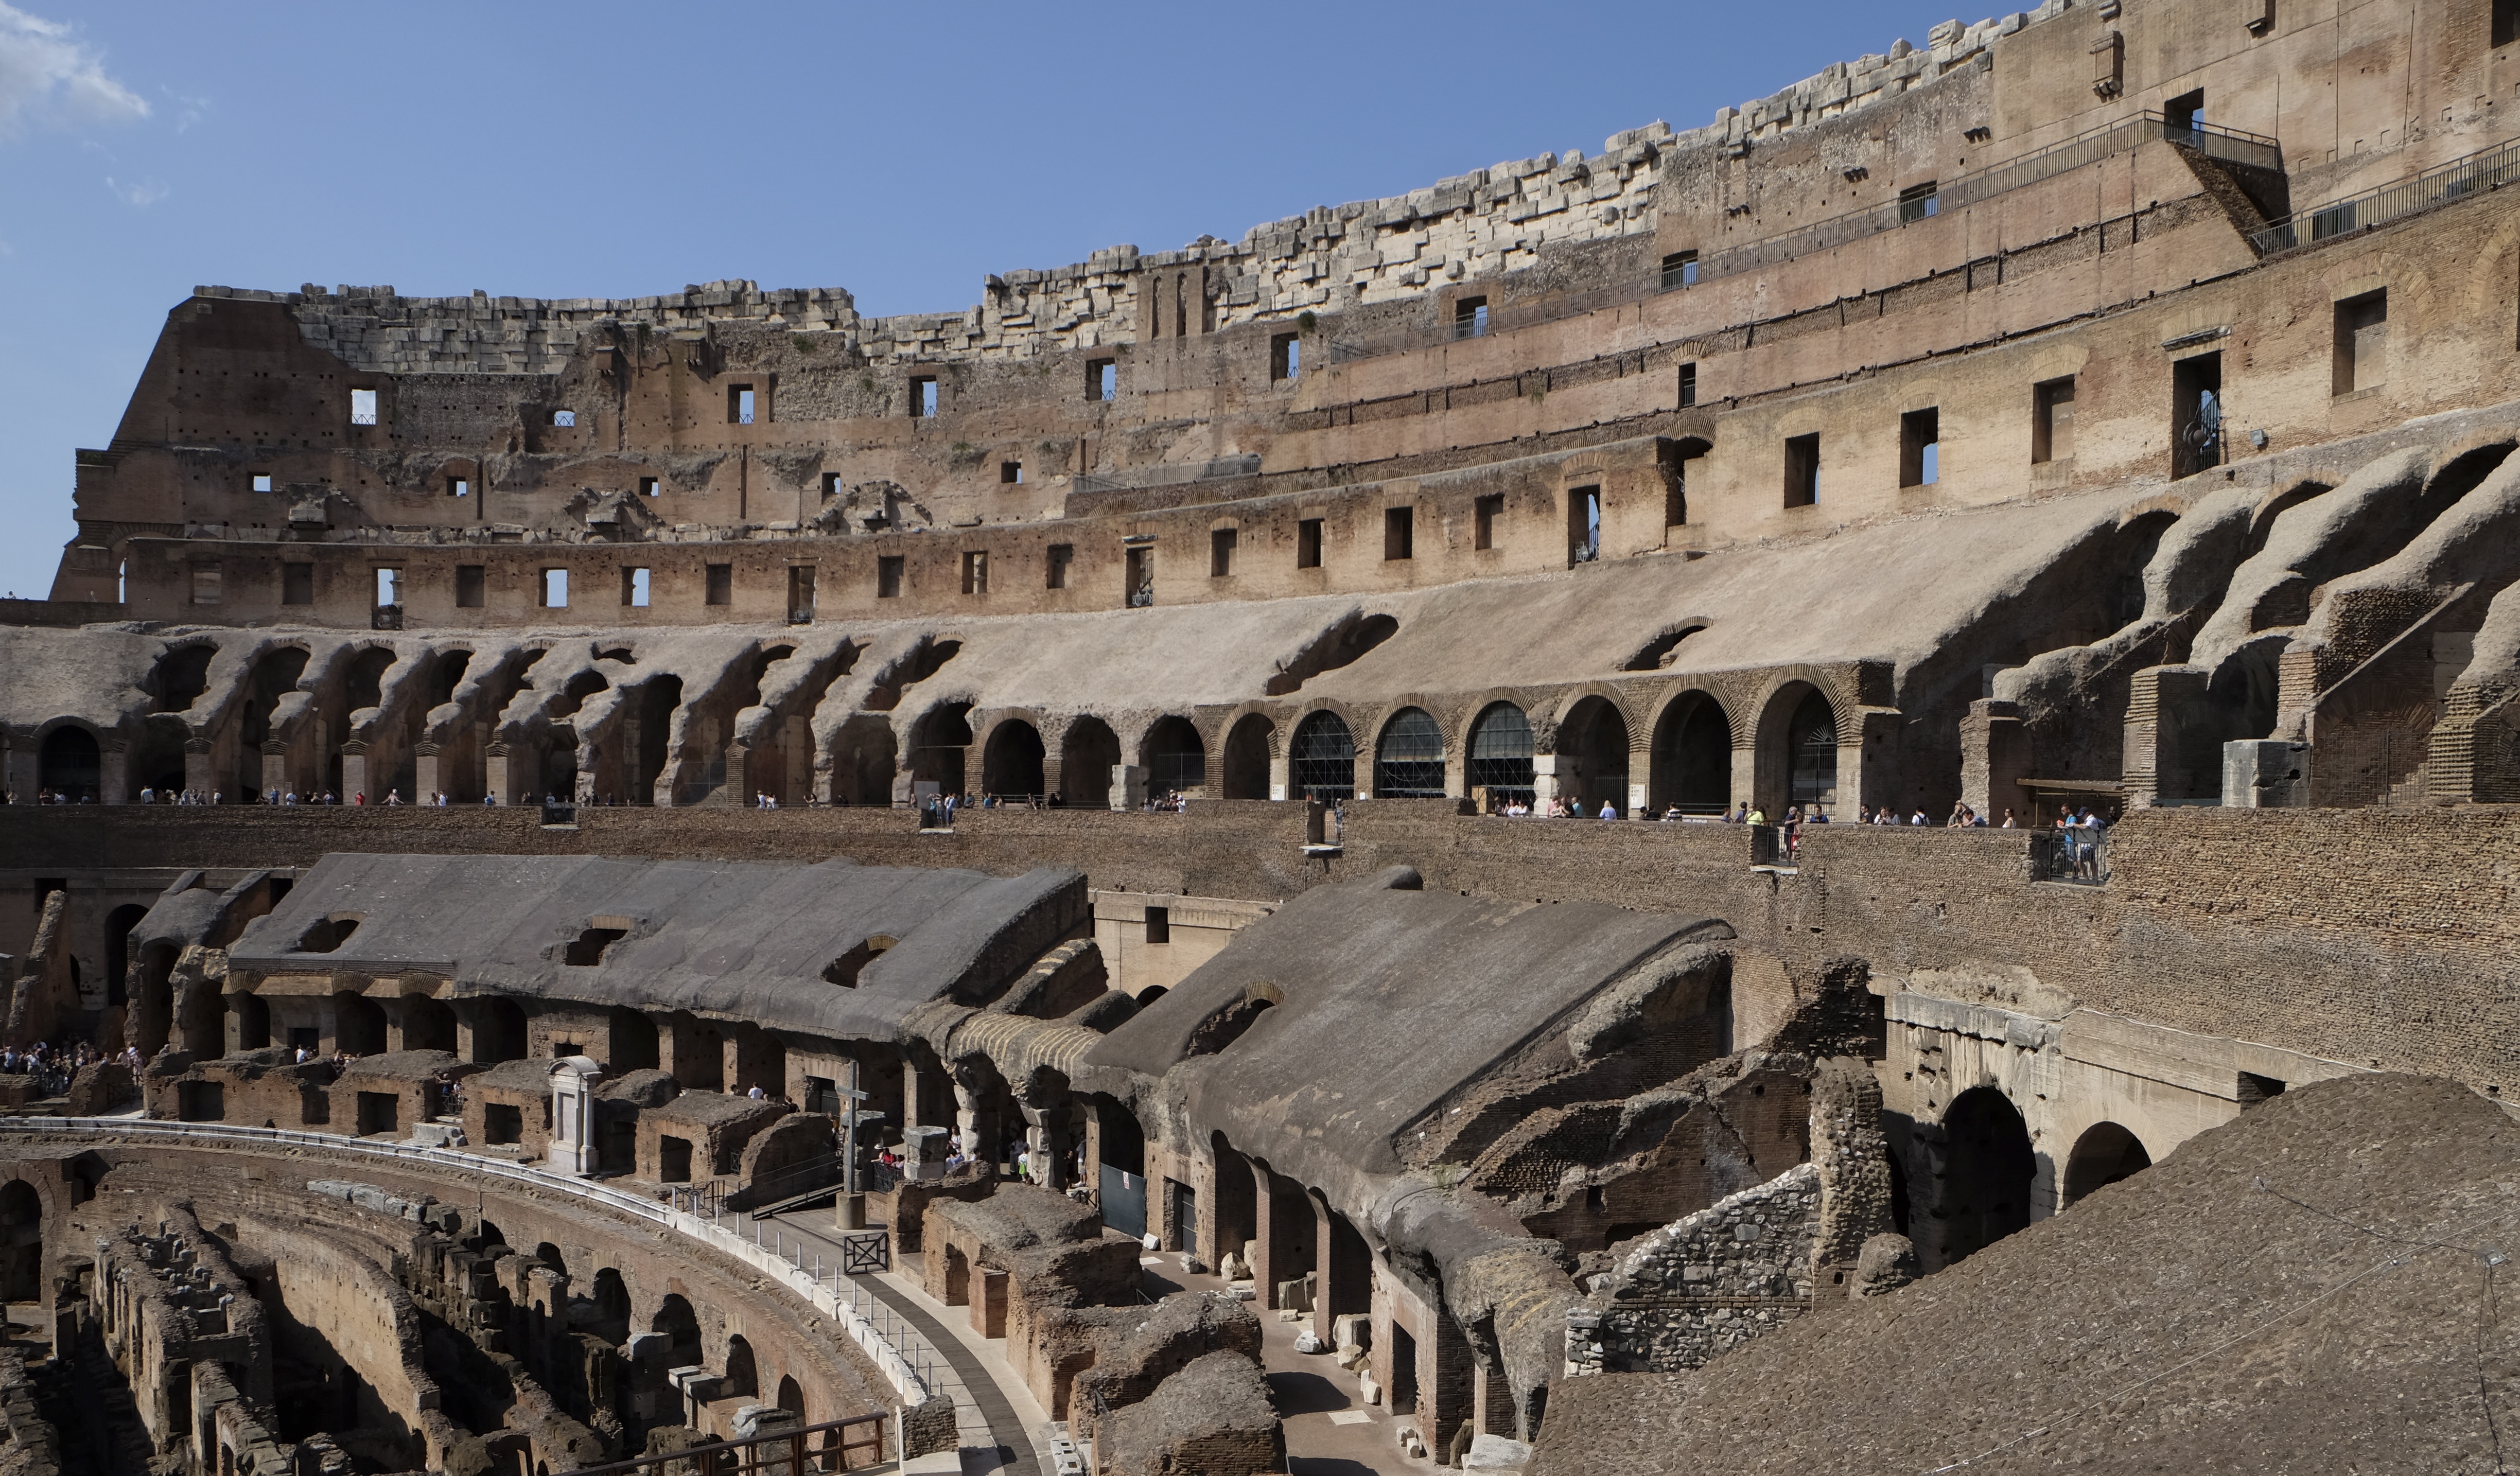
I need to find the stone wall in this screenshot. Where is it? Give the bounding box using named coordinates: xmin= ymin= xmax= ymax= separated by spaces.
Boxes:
xmin=1562 ymin=1164 xmax=1820 ymax=1375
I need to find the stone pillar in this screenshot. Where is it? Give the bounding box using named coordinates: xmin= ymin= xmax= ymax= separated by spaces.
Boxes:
xmin=260 ymin=741 xmax=289 ymax=800
xmin=1268 ymin=752 xmax=1291 ymax=803
xmin=184 ymin=737 xmax=216 ymax=797
xmin=2122 ymin=666 xmax=2210 ymax=807
xmin=951 ymin=1062 xmax=999 ymax=1170
xmin=412 ymin=742 xmax=443 ymax=804
xmin=2224 ymin=740 xmax=2311 ymax=807
xmin=550 ymin=1058 xmax=603 ymax=1175
xmin=0 ymin=728 xmax=34 ymax=801
xmin=1625 ymin=747 xmax=1650 ymax=820
xmin=339 ymin=740 xmax=370 ymax=803
xmin=903 ymin=1124 xmax=951 ymax=1183
xmin=1313 ymin=1194 xmax=1371 ymax=1340
xmin=1252 ymin=1166 xmax=1315 ymax=1311
xmin=1958 ymin=699 xmax=2029 ymax=821
xmin=484 ymin=742 xmax=515 ymax=804
xmin=1112 ymin=764 xmax=1148 ymax=811
xmin=1530 ymin=753 xmax=1563 ymax=808
xmin=1019 ymin=1099 xmax=1070 ymax=1190
xmin=97 ymin=736 xmax=130 ymax=803
xmin=723 ymin=740 xmax=752 ymax=805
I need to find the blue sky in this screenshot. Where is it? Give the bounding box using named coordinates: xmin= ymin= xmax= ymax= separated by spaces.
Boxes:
xmin=0 ymin=0 xmax=1972 ymax=601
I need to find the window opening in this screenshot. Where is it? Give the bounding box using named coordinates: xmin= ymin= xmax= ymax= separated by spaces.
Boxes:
xmin=911 ymin=377 xmax=938 ymax=417
xmin=2499 ymin=0 xmax=2520 ymax=47
xmin=1289 ymin=710 xmax=1356 ymax=799
xmin=2333 ymin=290 xmax=2387 ymax=395
xmin=704 ymin=563 xmax=731 ymax=606
xmin=542 ymin=569 xmax=569 ymax=608
xmin=252 ymin=473 xmax=274 ymax=494
xmin=1089 ymin=359 xmax=1116 ymax=401
xmin=1046 ymin=544 xmax=1073 ymax=589
xmin=447 ymin=476 xmax=470 ymax=498
xmin=1678 ymin=361 xmax=1697 ymax=408
xmin=1145 ymin=907 xmax=1171 ymax=945
xmin=1899 ymin=183 xmax=1940 ymax=223
xmin=456 ymin=565 xmax=485 ymax=609
xmin=283 ymin=564 xmax=314 ymax=606
xmin=1661 ymin=251 xmax=1699 ymax=290
xmin=1900 ymin=408 xmax=1941 ymax=487
xmin=1125 ymin=545 xmax=1153 ymax=608
xmin=877 ymin=555 xmax=904 ymax=599
xmin=2033 ymin=377 xmax=2077 ymax=464
xmin=730 ymin=385 xmax=756 ymax=425
xmin=1568 ymin=486 xmax=1602 ymax=564
xmin=1211 ymin=527 xmax=1237 ymax=577
xmin=639 ymin=476 xmax=659 ymax=498
xmin=349 ymin=388 xmax=378 ymax=426
xmin=565 ymin=926 xmax=626 ymax=965
xmin=961 ymin=551 xmax=990 ymax=595
xmin=1784 ymin=434 xmax=1821 ymax=507
xmin=1270 ymin=332 xmax=1301 ymax=381
xmin=552 ymin=409 xmax=576 ymax=428
xmin=624 ymin=568 xmax=652 ymax=607
xmin=1453 ymin=296 xmax=1490 ymax=340
xmin=787 ymin=565 xmax=816 ymax=622
xmin=1297 ymin=518 xmax=1324 ymax=569
xmin=2163 ymin=88 xmax=2205 ymax=136
xmin=1374 ymin=707 xmax=1446 ymax=798
xmin=2173 ymin=353 xmax=2225 ymax=479
xmin=1467 ymin=702 xmax=1535 ymax=807
xmin=1384 ymin=506 xmax=1414 ymax=561
xmin=1789 ymin=689 xmax=1839 ymax=806
xmin=374 ymin=568 xmax=401 ymax=608
xmin=1001 ymin=460 xmax=1023 ymax=484
xmin=1474 ymin=495 xmax=1502 ymax=551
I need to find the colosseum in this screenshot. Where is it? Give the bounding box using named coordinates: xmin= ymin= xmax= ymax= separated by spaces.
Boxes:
xmin=4 ymin=1 xmax=2519 ymax=1471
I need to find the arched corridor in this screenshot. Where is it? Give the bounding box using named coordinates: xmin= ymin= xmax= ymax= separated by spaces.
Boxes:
xmin=0 ymin=1181 xmax=39 ymax=1305
xmin=1650 ymin=692 xmax=1731 ymax=815
xmin=1373 ymin=708 xmax=1446 ymax=798
xmin=1932 ymin=1087 xmax=2036 ymax=1267
xmin=1465 ymin=702 xmax=1534 ymax=809
xmin=1556 ymin=697 xmax=1630 ymax=811
xmin=1219 ymin=714 xmax=1274 ymax=799
xmin=1141 ymin=716 xmax=1206 ymax=795
xmin=1061 ymin=717 xmax=1120 ymax=807
xmin=982 ymin=720 xmax=1045 ymax=797
xmin=37 ymin=726 xmax=100 ymax=802
xmin=2062 ymin=1122 xmax=2152 ymax=1206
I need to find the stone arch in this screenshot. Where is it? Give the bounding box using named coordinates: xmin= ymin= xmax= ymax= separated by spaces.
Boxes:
xmin=1463 ymin=700 xmax=1535 ymax=809
xmin=36 ymin=722 xmax=101 ymax=802
xmin=723 ymin=1334 xmax=759 ymax=1396
xmin=979 ymin=716 xmax=1046 ymax=799
xmin=776 ymin=1374 xmax=806 ymax=1418
xmin=0 ymin=1180 xmax=42 ymax=1305
xmin=1550 ymin=693 xmax=1632 ymax=812
xmin=2061 ymin=1121 xmax=2152 ymax=1207
xmin=1372 ymin=707 xmax=1447 ymax=798
xmin=827 ymin=715 xmax=899 ymax=806
xmin=1287 ymin=706 xmax=1358 ymax=800
xmin=652 ymin=1293 xmax=702 ymax=1365
xmin=1218 ymin=712 xmax=1277 ymax=799
xmin=1933 ymin=1086 xmax=2036 ymax=1268
xmin=907 ymin=700 xmax=975 ymax=795
xmin=1059 ymin=716 xmax=1121 ymax=807
xmin=1750 ymin=676 xmax=1848 ymax=817
xmin=1140 ymin=716 xmax=1206 ymax=795
xmin=1648 ymin=689 xmax=1734 ymax=815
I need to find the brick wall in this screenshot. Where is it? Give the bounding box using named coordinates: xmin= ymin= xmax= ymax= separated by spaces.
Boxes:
xmin=1562 ymin=1164 xmax=1820 ymax=1375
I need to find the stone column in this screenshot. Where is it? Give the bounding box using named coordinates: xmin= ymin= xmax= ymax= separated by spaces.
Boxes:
xmin=1313 ymin=1193 xmax=1372 ymax=1340
xmin=99 ymin=736 xmax=131 ymax=803
xmin=1112 ymin=764 xmax=1148 ymax=811
xmin=1530 ymin=753 xmax=1563 ymax=808
xmin=951 ymin=1061 xmax=1000 ymax=1171
xmin=1626 ymin=746 xmax=1650 ymax=818
xmin=1018 ymin=1097 xmax=1071 ymax=1190
xmin=412 ymin=742 xmax=443 ymax=804
xmin=484 ymin=743 xmax=515 ymax=806
xmin=0 ymin=728 xmax=33 ymax=801
xmin=339 ymin=740 xmax=370 ymax=804
xmin=184 ymin=736 xmax=216 ymax=798
xmin=1958 ymin=699 xmax=2029 ymax=821
xmin=1268 ymin=751 xmax=1291 ymax=803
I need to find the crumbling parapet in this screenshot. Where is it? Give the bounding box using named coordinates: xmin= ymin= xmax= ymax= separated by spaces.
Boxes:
xmin=1562 ymin=1164 xmax=1821 ymax=1376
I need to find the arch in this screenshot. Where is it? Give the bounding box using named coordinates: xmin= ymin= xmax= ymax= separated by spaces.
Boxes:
xmin=1555 ymin=695 xmax=1631 ymax=811
xmin=533 ymin=1241 xmax=569 ymax=1277
xmin=239 ymin=646 xmax=311 ymax=797
xmin=334 ymin=992 xmax=387 ymax=1056
xmin=477 ymin=1218 xmax=509 ymax=1251
xmin=1649 ymin=691 xmax=1732 ymax=815
xmin=592 ymin=1267 xmax=631 ymax=1333
xmin=632 ymin=676 xmax=685 ymax=805
xmin=103 ymin=904 xmax=148 ymax=1009
xmin=652 ymin=1293 xmax=702 ymax=1364
xmin=1936 ymin=1086 xmax=2035 ymax=1267
xmin=610 ymin=1006 xmax=660 ymax=1072
xmin=2061 ymin=1122 xmax=2152 ymax=1206
xmin=0 ymin=1180 xmax=40 ymax=1304
xmin=1141 ymin=716 xmax=1206 ymax=795
xmin=1465 ymin=701 xmax=1535 ymax=808
xmin=909 ymin=701 xmax=974 ymax=794
xmin=37 ymin=725 xmax=100 ymax=802
xmin=342 ymin=645 xmax=398 ymax=714
xmin=1219 ymin=713 xmax=1275 ymax=799
xmin=471 ymin=996 xmax=527 ymax=1064
xmin=400 ymin=996 xmax=457 ymax=1054
xmin=723 ymin=1334 xmax=759 ymax=1397
xmin=1060 ymin=716 xmax=1120 ymax=807
xmin=776 ymin=1374 xmax=806 ymax=1418
xmin=1754 ymin=681 xmax=1840 ymax=815
xmin=981 ymin=719 xmax=1045 ymax=798
xmin=828 ymin=715 xmax=899 ymax=805
xmin=148 ymin=642 xmax=218 ymax=714
xmin=1288 ymin=710 xmax=1356 ymax=800
xmin=1373 ymin=708 xmax=1446 ymax=798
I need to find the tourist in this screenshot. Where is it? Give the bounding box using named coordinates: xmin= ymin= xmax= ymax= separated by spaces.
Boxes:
xmin=2000 ymin=807 xmax=2017 ymax=828
xmin=1597 ymin=800 xmax=1619 ymax=821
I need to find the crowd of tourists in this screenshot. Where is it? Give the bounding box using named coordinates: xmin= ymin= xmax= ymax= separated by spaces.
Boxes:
xmin=0 ymin=1040 xmax=138 ymax=1095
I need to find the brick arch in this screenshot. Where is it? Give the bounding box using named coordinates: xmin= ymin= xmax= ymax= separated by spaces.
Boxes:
xmin=971 ymin=709 xmax=1050 ymax=799
xmin=1538 ymin=682 xmax=1649 ymax=752
xmin=1747 ymin=667 xmax=1859 ymax=816
xmin=1644 ymin=686 xmax=1740 ymax=816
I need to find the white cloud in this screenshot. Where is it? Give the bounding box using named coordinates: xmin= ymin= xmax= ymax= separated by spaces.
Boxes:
xmin=162 ymin=85 xmax=205 ymax=133
xmin=104 ymin=174 xmax=164 ymax=206
xmin=0 ymin=3 xmax=148 ymax=140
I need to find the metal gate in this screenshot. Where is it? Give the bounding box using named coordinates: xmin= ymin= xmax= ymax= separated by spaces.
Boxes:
xmin=1100 ymin=1164 xmax=1146 ymax=1238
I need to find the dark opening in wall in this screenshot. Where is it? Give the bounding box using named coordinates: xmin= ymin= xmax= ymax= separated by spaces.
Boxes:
xmin=639 ymin=476 xmax=660 ymax=498
xmin=1453 ymin=296 xmax=1490 ymax=340
xmin=1678 ymin=361 xmax=1697 ymax=408
xmin=1211 ymin=527 xmax=1237 ymax=577
xmin=2163 ymin=87 xmax=2204 ymax=134
xmin=1046 ymin=544 xmax=1073 ymax=589
xmin=960 ymin=551 xmax=989 ymax=596
xmin=822 ymin=936 xmax=894 ymax=987
xmin=1784 ymin=434 xmax=1821 ymax=507
xmin=565 ymin=926 xmax=626 ymax=965
xmin=659 ymin=1135 xmax=693 ymax=1182
xmin=2333 ymin=290 xmax=2388 ymax=395
xmin=1270 ymin=332 xmax=1301 ymax=381
xmin=446 ymin=476 xmax=469 ymax=498
xmin=484 ymin=1103 xmax=522 ymax=1145
xmin=878 ymin=556 xmax=904 ymax=599
xmin=2033 ymin=377 xmax=2076 ymax=463
xmin=356 ymin=1091 xmax=398 ymax=1137
xmin=1900 ymin=408 xmax=1940 ymax=487
xmin=1297 ymin=518 xmax=1324 ymax=569
xmin=706 ymin=563 xmax=732 ymax=606
xmin=729 ymin=384 xmax=757 ymax=425
xmin=1474 ymin=495 xmax=1502 ymax=550
xmin=1384 ymin=506 xmax=1414 ymax=560
xmin=1568 ymin=486 xmax=1601 ymax=564
xmin=789 ymin=564 xmax=817 ymax=622
xmin=2238 ymin=1071 xmax=2288 ymax=1109
xmin=911 ymin=377 xmax=938 ymax=417
xmin=1661 ymin=250 xmax=1699 ymax=290
xmin=623 ymin=567 xmax=651 ymax=608
xmin=2172 ymin=352 xmax=2225 ymax=479
xmin=1898 ymin=182 xmax=1940 ymax=223
xmin=292 ymin=916 xmax=360 ymax=954
xmin=283 ymin=564 xmax=314 ymax=606
xmin=1144 ymin=907 xmax=1170 ymax=944
xmin=1125 ymin=545 xmax=1154 ymax=607
xmin=457 ymin=564 xmax=486 ymax=608
xmin=1088 ymin=359 xmax=1116 ymax=401
xmin=2498 ymin=0 xmax=2520 ymax=47
xmin=1001 ymin=460 xmax=1023 ymax=484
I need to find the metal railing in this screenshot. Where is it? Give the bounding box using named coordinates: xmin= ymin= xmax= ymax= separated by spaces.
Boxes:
xmin=569 ymin=1413 xmax=887 ymax=1475
xmin=1323 ymin=112 xmax=2279 ymax=365
xmin=2031 ymin=828 xmax=2110 ymax=885
xmin=2253 ymin=135 xmax=2520 ymax=253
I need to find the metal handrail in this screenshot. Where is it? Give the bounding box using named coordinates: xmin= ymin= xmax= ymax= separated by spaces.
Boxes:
xmin=568 ymin=1412 xmax=888 ymax=1476
xmin=2253 ymin=136 xmax=2520 ymax=253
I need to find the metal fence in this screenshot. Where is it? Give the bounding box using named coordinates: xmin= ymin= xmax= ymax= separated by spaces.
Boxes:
xmin=568 ymin=1413 xmax=887 ymax=1475
xmin=2251 ymin=134 xmax=2520 ymax=254
xmin=2031 ymin=828 xmax=2110 ymax=885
